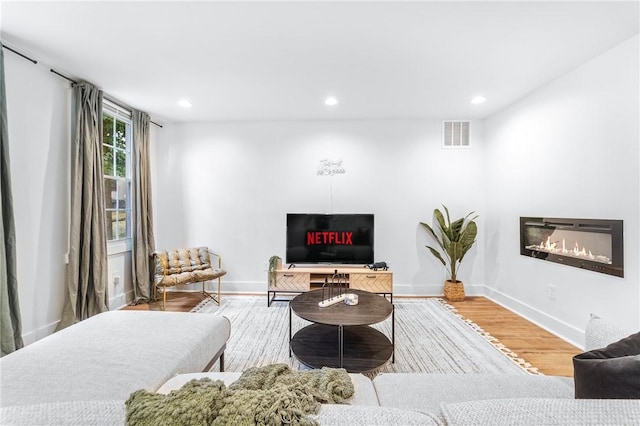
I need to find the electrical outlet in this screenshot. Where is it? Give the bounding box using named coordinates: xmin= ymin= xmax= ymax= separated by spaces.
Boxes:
xmin=113 ymin=273 xmax=120 ymax=286
xmin=548 ymin=284 xmax=556 ymax=300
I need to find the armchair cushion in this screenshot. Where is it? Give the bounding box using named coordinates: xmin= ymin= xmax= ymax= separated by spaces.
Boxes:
xmin=154 ymin=247 xmax=225 ymax=288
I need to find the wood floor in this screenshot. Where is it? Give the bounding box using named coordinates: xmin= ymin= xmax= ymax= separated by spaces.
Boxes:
xmin=448 ymin=297 xmax=581 ymax=377
xmin=123 ymin=291 xmax=207 ymax=312
xmin=123 ymin=292 xmax=581 ymax=377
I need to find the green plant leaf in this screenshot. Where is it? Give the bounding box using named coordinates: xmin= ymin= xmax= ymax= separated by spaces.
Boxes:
xmin=434 ymin=209 xmax=447 ymax=234
xmin=450 ymin=217 xmax=465 ymax=240
xmin=446 ymin=241 xmax=463 ymax=281
xmin=459 ymin=221 xmax=477 ymax=248
xmin=464 ymin=212 xmax=479 ymax=223
xmin=446 ymin=241 xmax=463 ymax=262
xmin=442 ymin=205 xmax=451 ymax=227
xmin=420 ymin=222 xmax=445 ymax=252
xmin=459 ymin=221 xmax=478 ymax=260
xmin=426 ymin=246 xmax=447 ymax=266
xmin=420 ymin=205 xmax=479 ymax=282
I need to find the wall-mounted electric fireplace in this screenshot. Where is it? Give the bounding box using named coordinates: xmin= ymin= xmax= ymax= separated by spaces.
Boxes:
xmin=520 ymin=217 xmax=623 ymax=277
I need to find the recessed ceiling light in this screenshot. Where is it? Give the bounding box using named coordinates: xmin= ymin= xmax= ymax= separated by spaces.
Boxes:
xmin=325 ymin=96 xmax=338 ymax=106
xmin=470 ymin=96 xmax=486 ymax=105
xmin=178 ymin=99 xmax=193 ymax=108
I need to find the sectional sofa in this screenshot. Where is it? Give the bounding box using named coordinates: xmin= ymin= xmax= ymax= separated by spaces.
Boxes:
xmin=1 ymin=311 xmax=638 ymax=425
xmin=2 ymin=370 xmax=637 ymax=425
xmin=153 ymin=369 xmax=638 ymax=425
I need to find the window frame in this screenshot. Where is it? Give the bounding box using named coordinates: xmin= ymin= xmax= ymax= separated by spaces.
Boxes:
xmin=103 ymin=100 xmax=133 ymax=254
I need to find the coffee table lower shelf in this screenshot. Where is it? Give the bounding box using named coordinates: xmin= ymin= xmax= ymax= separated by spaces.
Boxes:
xmin=290 ymin=323 xmax=393 ymax=374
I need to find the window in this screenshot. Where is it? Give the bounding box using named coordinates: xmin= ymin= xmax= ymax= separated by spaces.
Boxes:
xmin=103 ymin=101 xmax=132 ymax=241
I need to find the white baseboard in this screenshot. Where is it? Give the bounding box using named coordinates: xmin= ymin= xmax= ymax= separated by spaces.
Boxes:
xmin=109 ymin=292 xmax=129 ymax=310
xmin=482 ymin=286 xmax=584 ymax=349
xmin=209 ymin=281 xmax=485 ymax=298
xmin=21 ymin=320 xmax=59 ymax=346
xmin=23 ymin=281 xmax=581 ymax=350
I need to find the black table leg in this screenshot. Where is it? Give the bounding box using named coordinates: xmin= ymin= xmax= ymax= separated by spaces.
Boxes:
xmin=338 ymin=325 xmax=344 ymax=368
xmin=392 ymin=304 xmax=395 ymax=363
xmin=289 ymin=301 xmax=292 ymax=357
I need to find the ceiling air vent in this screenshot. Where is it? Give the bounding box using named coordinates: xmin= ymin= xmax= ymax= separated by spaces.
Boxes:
xmin=442 ymin=121 xmax=470 ymax=148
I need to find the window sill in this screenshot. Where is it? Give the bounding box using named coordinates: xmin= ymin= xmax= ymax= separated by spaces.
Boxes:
xmin=108 ymin=238 xmax=132 ymax=256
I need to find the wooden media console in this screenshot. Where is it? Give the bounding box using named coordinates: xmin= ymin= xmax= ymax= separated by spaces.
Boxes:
xmin=267 ymin=266 xmax=393 ymax=306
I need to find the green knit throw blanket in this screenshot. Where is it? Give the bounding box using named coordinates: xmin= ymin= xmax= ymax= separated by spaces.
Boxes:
xmin=125 ymin=364 xmax=354 ymax=426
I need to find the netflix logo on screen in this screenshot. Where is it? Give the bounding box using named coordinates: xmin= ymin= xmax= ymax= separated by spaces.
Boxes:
xmin=286 ymin=214 xmax=375 ymax=265
xmin=306 ymin=231 xmax=353 ymax=245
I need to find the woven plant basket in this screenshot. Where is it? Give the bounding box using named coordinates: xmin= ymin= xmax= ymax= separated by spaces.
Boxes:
xmin=444 ymin=280 xmax=466 ymax=302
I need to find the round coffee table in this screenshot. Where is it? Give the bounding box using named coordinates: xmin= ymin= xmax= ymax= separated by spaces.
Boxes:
xmin=289 ymin=289 xmax=394 ymax=373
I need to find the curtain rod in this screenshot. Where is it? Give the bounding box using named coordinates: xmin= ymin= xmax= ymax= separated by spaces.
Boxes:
xmin=49 ymin=68 xmax=163 ymax=129
xmin=2 ymin=40 xmax=163 ymax=128
xmin=50 ymin=69 xmax=76 ymax=84
xmin=2 ymin=44 xmax=38 ymax=64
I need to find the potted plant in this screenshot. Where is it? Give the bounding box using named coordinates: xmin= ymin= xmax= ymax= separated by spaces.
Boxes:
xmin=420 ymin=205 xmax=478 ymax=301
xmin=268 ymin=255 xmax=282 ymax=287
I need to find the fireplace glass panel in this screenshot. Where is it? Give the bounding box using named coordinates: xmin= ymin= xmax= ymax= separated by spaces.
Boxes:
xmin=520 ymin=217 xmax=623 ymax=278
xmin=523 ymin=227 xmax=612 ymax=265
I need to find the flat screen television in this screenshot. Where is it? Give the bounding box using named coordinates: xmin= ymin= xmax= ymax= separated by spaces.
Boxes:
xmin=286 ymin=213 xmax=374 ymax=265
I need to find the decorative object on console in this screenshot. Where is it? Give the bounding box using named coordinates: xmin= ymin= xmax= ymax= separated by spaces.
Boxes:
xmin=268 ymin=255 xmax=282 ymax=287
xmin=344 ymin=293 xmax=359 ymax=305
xmin=319 ymin=270 xmax=348 ymax=307
xmin=420 ymin=205 xmax=478 ymax=302
xmin=367 ymin=261 xmax=388 ymax=271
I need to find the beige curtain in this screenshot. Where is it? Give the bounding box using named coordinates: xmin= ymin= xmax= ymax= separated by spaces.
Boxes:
xmin=57 ymin=82 xmax=108 ymax=330
xmin=131 ymin=110 xmax=155 ymax=303
xmin=0 ymin=42 xmax=24 ymax=355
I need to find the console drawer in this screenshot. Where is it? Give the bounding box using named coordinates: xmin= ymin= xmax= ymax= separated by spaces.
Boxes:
xmin=269 ymin=271 xmax=310 ymax=291
xmin=349 ymin=272 xmax=393 ymax=293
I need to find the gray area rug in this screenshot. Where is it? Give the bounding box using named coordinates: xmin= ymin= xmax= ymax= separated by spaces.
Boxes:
xmin=191 ymin=295 xmax=539 ymax=375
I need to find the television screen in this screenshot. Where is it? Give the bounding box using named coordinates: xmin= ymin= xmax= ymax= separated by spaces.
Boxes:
xmin=286 ymin=214 xmax=374 ymax=265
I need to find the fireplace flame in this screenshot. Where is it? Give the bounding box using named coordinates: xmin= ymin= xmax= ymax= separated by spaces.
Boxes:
xmin=527 ymin=237 xmax=611 ymax=265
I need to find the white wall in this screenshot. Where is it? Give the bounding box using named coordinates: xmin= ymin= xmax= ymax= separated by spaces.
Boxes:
xmin=483 ymin=35 xmax=640 ymax=347
xmin=4 ymin=52 xmax=138 ymax=343
xmin=106 ymin=245 xmax=132 ymax=310
xmin=4 ymin=52 xmax=70 ymax=343
xmin=152 ymin=119 xmax=486 ymax=296
xmin=7 ymin=33 xmax=637 ymax=348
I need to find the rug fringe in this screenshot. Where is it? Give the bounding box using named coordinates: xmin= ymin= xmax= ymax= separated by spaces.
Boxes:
xmin=190 ymin=298 xmax=213 ymax=313
xmin=436 ymin=299 xmax=542 ymax=375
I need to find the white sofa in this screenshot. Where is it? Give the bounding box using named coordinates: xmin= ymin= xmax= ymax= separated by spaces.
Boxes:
xmin=151 ymin=369 xmax=638 ymax=425
xmin=0 ymin=310 xmax=230 ymax=407
xmin=3 ymin=371 xmax=637 ymax=425
xmin=2 ymin=312 xmax=638 ymax=425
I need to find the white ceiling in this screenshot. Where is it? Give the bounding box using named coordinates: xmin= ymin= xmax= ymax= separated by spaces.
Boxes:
xmin=1 ymin=1 xmax=638 ymax=123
